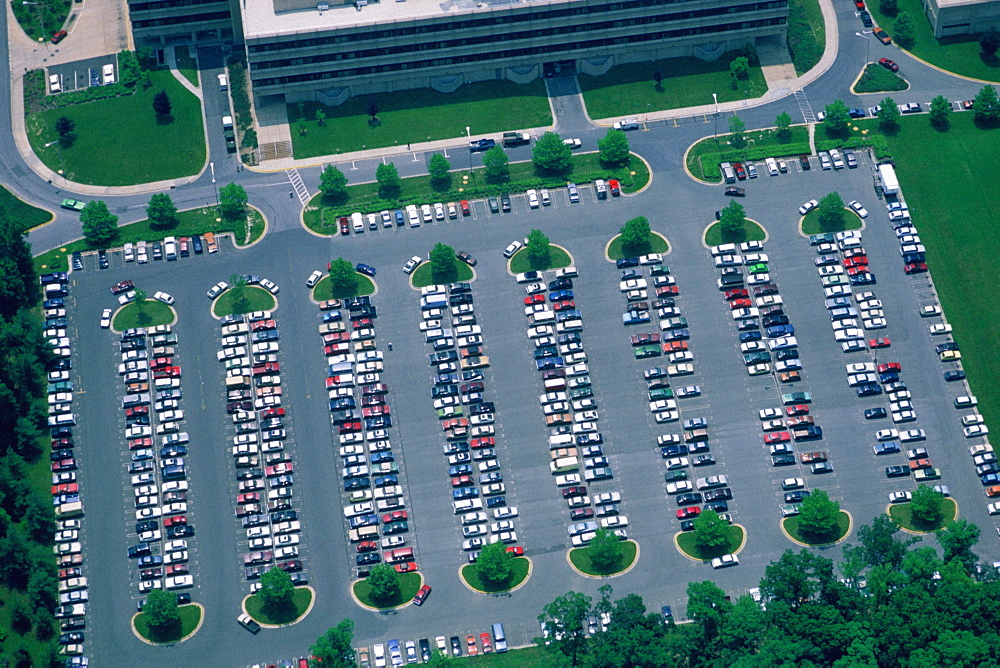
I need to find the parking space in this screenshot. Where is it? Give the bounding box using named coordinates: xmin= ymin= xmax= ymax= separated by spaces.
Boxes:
xmin=48 ymin=54 xmax=117 ymax=93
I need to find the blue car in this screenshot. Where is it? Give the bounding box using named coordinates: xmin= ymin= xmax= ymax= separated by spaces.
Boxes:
xmin=452 ymin=487 xmax=479 ymax=500
xmin=623 ymin=311 xmax=650 ymax=325
xmin=536 ymin=357 xmax=565 ymax=370
xmin=739 ymin=331 xmax=762 ymax=343
xmin=873 ymin=441 xmax=901 ymax=455
xmin=766 ymin=325 xmax=795 ymax=338
xmin=848 ymin=108 xmax=866 ymax=118
xmin=394 ymin=210 xmax=405 ymax=226
xmin=355 ymin=263 xmax=376 ymax=277
xmin=549 ymin=290 xmax=573 ymax=302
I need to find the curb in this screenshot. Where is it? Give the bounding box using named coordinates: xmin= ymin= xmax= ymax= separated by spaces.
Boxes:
xmin=781 ymin=510 xmax=853 ymax=547
xmin=701 ymin=217 xmax=769 ymax=249
xmin=505 ymin=244 xmax=574 ymax=277
xmin=603 ymin=232 xmax=670 ymax=262
xmin=797 ymin=207 xmax=867 ymax=238
xmin=210 ymin=286 xmax=279 ymax=321
xmin=565 ymin=540 xmax=640 ymax=579
xmin=110 ymin=300 xmax=178 ymax=334
xmin=458 ymin=556 xmax=533 ymax=594
xmin=309 ymin=273 xmax=379 ymax=304
xmin=888 ymin=498 xmax=959 ymax=535
xmin=349 ymin=573 xmax=424 ymax=612
xmin=240 ymin=586 xmax=316 ymax=628
xmin=672 ymin=524 xmax=747 ymax=563
xmin=130 ymin=602 xmax=205 ymax=645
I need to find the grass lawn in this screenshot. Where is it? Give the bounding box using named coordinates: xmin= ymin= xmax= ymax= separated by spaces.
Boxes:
xmin=784 ymin=511 xmax=851 ymax=545
xmin=288 ymin=81 xmax=552 ymax=158
xmin=787 ymin=0 xmax=826 ymax=75
xmin=606 ymin=232 xmax=669 ymax=260
xmin=33 ymin=206 xmax=264 ymax=273
xmin=461 ymin=557 xmax=530 ymax=593
xmin=865 ymin=0 xmax=1000 ymax=82
xmin=174 ymin=46 xmax=199 ymax=87
xmin=889 ymin=499 xmax=957 ymax=532
xmin=213 ymin=287 xmax=276 ymax=317
xmin=134 ymin=604 xmax=201 ymax=643
xmin=466 ymin=645 xmax=549 ymax=667
xmin=353 ymin=572 xmax=422 ymax=609
xmin=303 ymin=153 xmax=649 ymax=234
xmin=676 ymin=526 xmax=745 ymax=561
xmin=801 ymin=208 xmax=864 ymax=235
xmin=704 ymin=219 xmax=767 ymax=246
xmin=113 ymin=300 xmax=175 ymax=330
xmin=312 ymin=274 xmax=376 ymax=301
xmin=245 ymin=587 xmax=312 ymax=625
xmin=686 ymin=126 xmax=811 ymax=182
xmin=26 ymin=68 xmax=205 ymax=185
xmin=509 ymin=246 xmax=573 ymax=273
xmin=876 ymin=113 xmax=1000 ymax=436
xmin=11 ymin=0 xmax=70 ymax=41
xmin=1 ymin=184 xmax=52 ymax=230
xmin=410 ymin=260 xmax=473 ymax=289
xmin=579 ymin=51 xmax=768 ymax=119
xmin=853 ymin=64 xmax=908 ymax=94
xmin=569 ymin=540 xmax=638 ymax=576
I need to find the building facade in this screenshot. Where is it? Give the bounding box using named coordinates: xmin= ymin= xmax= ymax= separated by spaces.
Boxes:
xmin=127 ymin=0 xmax=241 ymax=45
xmin=923 ymin=0 xmax=1000 ymax=38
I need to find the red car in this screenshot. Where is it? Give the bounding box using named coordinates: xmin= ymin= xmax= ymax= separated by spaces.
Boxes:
xmin=362 ymin=405 xmax=390 ymax=418
xmin=253 ymin=362 xmax=280 ymax=376
xmin=663 ymin=340 xmax=688 ymax=352
xmin=125 ymin=406 xmax=149 ymax=418
xmin=843 ymin=257 xmax=868 ymax=268
xmin=466 ymin=635 xmax=478 ymax=656
xmin=394 ymin=562 xmax=418 ymax=573
xmin=724 ymin=288 xmax=749 ymax=299
xmin=562 ymin=486 xmax=587 ymax=498
xmin=163 ymin=515 xmax=187 ymax=527
xmin=51 ymin=29 xmax=67 ymax=44
xmin=630 ymin=333 xmax=660 ymax=346
xmin=52 ymin=483 xmax=79 ymax=495
xmin=153 ymin=366 xmax=182 ymax=379
xmin=382 ymin=511 xmax=408 ymax=523
xmin=676 ymin=507 xmax=701 ymax=520
xmin=260 ymin=407 xmax=285 ymax=419
xmin=904 ymin=262 xmax=927 ymax=274
xmin=571 ymin=507 xmax=595 ymax=520
xmin=656 ymin=286 xmax=680 ymax=297
xmin=237 ymin=492 xmax=260 ymax=505
xmin=323 ymin=331 xmax=349 ymax=343
xmin=442 ymin=418 xmax=469 ymax=430
xmin=339 ymin=218 xmax=350 ymax=235
xmin=524 ymin=294 xmax=544 ymax=305
xmin=51 ymin=459 xmax=76 ymax=472
xmin=733 ymin=162 xmax=747 ymax=180
xmin=608 ymin=179 xmax=621 ymax=196
xmin=879 ymin=57 xmax=899 ymax=72
xmin=166 ymin=564 xmax=189 ymax=575
xmin=909 ymin=458 xmax=932 ymax=470
xmin=59 ymin=568 xmax=82 ymax=580
xmin=506 ymin=546 xmax=525 ymax=556
xmin=352 ymin=318 xmax=373 ymax=330
xmin=151 ymin=357 xmax=173 ymax=370
xmin=846 ymin=265 xmax=869 ymax=276
xmin=870 ymin=338 xmax=891 ymax=349
xmin=877 ymin=362 xmax=901 ymax=373
xmin=128 ymin=437 xmax=153 ymax=450
xmin=729 ymin=298 xmax=752 ymax=310
xmin=451 ymin=475 xmax=473 ymax=488
xmin=553 ymin=300 xmax=575 ymax=312
xmin=786 ymin=404 xmax=810 ymax=416
xmin=764 ymin=431 xmax=791 ymax=444
xmin=251 ymin=319 xmax=277 ymax=331
xmin=413 ymin=584 xmax=432 ymax=606
xmin=854 ymin=0 xmax=864 ymax=8
xmin=111 ymin=280 xmax=135 ymax=295
xmin=356 ymin=541 xmax=378 ymax=553
xmin=340 ymin=421 xmax=362 ymax=434
xmin=480 ymin=632 xmax=494 ymax=653
xmin=265 ymin=463 xmax=294 ymax=477
xmin=460 ymin=200 xmax=471 ymax=216
xmin=471 ymin=437 xmax=495 ymax=449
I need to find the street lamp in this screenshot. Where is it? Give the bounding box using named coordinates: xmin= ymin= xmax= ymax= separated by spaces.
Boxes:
xmin=712 ymin=93 xmax=720 ymax=150
xmin=856 ymin=32 xmax=871 ymax=67
xmin=23 ymin=1 xmax=44 ymax=42
xmin=210 ymin=161 xmax=220 ymax=220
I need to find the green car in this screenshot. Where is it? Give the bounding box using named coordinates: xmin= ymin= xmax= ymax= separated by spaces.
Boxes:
xmin=437 ymin=406 xmax=464 ymax=419
xmin=569 ymin=386 xmax=593 ymax=400
xmin=664 ymin=470 xmax=688 ymax=482
xmin=634 ymin=344 xmax=661 ymax=359
xmin=781 ymin=391 xmax=812 ymax=405
xmin=48 ymin=381 xmax=74 ymax=392
xmin=748 ymin=263 xmax=769 ymax=274
xmin=60 ymin=199 xmax=86 ymax=212
xmin=650 ymin=265 xmax=671 ymax=276
xmin=648 ymin=388 xmax=674 ymax=401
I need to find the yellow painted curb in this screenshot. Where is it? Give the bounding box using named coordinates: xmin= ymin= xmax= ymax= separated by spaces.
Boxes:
xmin=565 ymin=540 xmax=640 ymax=579
xmin=888 ymin=499 xmax=959 ymax=535
xmin=234 ymin=206 xmax=269 ymax=249
xmin=673 ymin=523 xmax=748 ymax=562
xmin=458 ymin=556 xmax=533 ymax=594
xmin=781 ymin=510 xmax=853 ymax=547
xmin=210 ymin=286 xmax=279 ymax=321
xmin=623 ymin=152 xmax=654 ymax=196
xmin=848 ymin=64 xmax=910 ymax=96
xmin=310 ymin=273 xmax=380 ymax=303
xmin=110 ymin=300 xmax=178 ymax=334
xmin=505 ymin=243 xmax=575 ymax=277
xmin=240 ymin=586 xmax=315 ymax=628
xmin=797 ymin=207 xmax=867 ymax=238
xmin=349 ymin=573 xmax=424 ymax=611
xmin=130 ymin=602 xmax=205 ymax=645
xmin=700 ymin=217 xmax=769 ymax=249
xmin=603 ymin=232 xmax=671 ymax=262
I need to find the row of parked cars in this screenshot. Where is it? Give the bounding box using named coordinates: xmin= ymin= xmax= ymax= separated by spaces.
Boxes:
xmin=40 ymin=273 xmax=90 ymax=666
xmin=880 ymin=196 xmax=930 ymax=276
xmin=319 ymin=296 xmax=421 ymax=580
xmin=360 ymin=624 xmax=509 ymax=667
xmin=123 ymin=233 xmax=218 ymax=265
xmin=216 ymin=308 xmax=307 ymax=585
xmin=419 ymin=282 xmax=519 ymax=558
xmin=115 ymin=323 xmax=199 ymax=608
xmin=518 ymin=266 xmax=627 ymax=544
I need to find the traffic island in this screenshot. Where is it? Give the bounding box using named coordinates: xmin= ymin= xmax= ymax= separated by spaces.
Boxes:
xmin=460 ymin=557 xmax=531 ymax=594
xmin=702 ymin=218 xmax=767 ymax=247
xmin=113 ymin=300 xmax=176 ymax=331
xmin=410 ymin=261 xmax=473 ymax=289
xmin=132 ymin=603 xmax=203 ymax=644
xmin=212 ymin=286 xmax=277 ymax=318
xmin=509 ymin=245 xmax=574 ymax=274
xmin=567 ymin=540 xmax=639 ymax=578
xmin=782 ymin=511 xmax=852 ymax=546
xmin=312 ymin=274 xmax=378 ymax=301
xmin=889 ymin=499 xmax=958 ymax=534
xmin=851 ymin=63 xmax=909 ymax=95
xmin=242 ymin=586 xmax=314 ymax=628
xmin=605 ymin=233 xmax=669 ymax=261
xmin=351 ymin=572 xmax=423 ymax=611
xmin=799 ymin=208 xmax=864 ymax=236
xmin=674 ymin=525 xmax=746 ymax=562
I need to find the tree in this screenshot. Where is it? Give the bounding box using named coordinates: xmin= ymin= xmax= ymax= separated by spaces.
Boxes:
xmin=80 ymin=200 xmax=119 ymax=248
xmin=929 ymin=94 xmax=952 ymax=128
xmin=847 ymin=514 xmax=917 ymax=570
xmin=598 ymin=128 xmax=630 ymax=165
xmin=719 ymin=201 xmax=746 ymax=236
xmin=315 ymin=108 xmax=327 ymax=127
xmin=972 ymin=84 xmax=1000 ymax=127
xmin=476 ymin=541 xmax=514 ymax=586
xmin=692 ymin=508 xmax=730 ymax=549
xmin=686 ymin=580 xmax=732 ymax=639
xmin=219 ymin=182 xmax=248 ymax=220
xmin=319 ymin=165 xmax=349 ymax=201
xmin=936 ymin=519 xmax=980 ymax=572
xmin=879 ymin=0 xmax=897 ymax=14
xmin=823 ymin=99 xmax=851 ymax=137
xmin=910 ymin=485 xmax=945 ymax=526
xmin=981 ymin=31 xmax=1000 ymax=56
xmin=879 ymin=97 xmax=901 ymax=131
xmin=427 ymin=152 xmax=451 ymax=183
xmin=328 ymin=258 xmax=358 ymax=296
xmin=375 ymin=162 xmax=400 ymax=199
xmin=532 ymin=131 xmax=572 ymax=172
xmin=537 ymin=591 xmax=592 ymax=665
xmin=366 ymin=563 xmax=400 ymax=603
xmin=143 ymin=588 xmax=181 ymax=630
xmin=145 ymin=192 xmax=177 ymax=228
xmin=429 ymin=242 xmax=457 ymax=284
xmin=22 ymin=490 xmax=53 ymax=543
xmin=894 ymin=12 xmax=915 ymax=49
xmin=728 ymin=114 xmax=746 ymax=148
xmin=729 ymin=56 xmax=749 ymax=88
xmin=257 ymin=565 xmax=295 ymax=608
xmin=153 ymin=90 xmax=172 ymax=118
xmin=817 ymin=191 xmax=846 ymax=230
xmin=366 ymin=95 xmax=379 ymax=123
xmin=525 ymin=229 xmax=551 ymax=267
xmin=482 ymin=146 xmax=509 ymax=181
xmin=759 ymin=549 xmax=835 ymax=609
xmin=797 ymin=488 xmax=841 ymax=537
xmin=310 ymin=619 xmax=355 ymax=668
xmin=653 ymin=67 xmax=663 ymax=88
xmin=620 ymin=215 xmax=651 ymax=253
xmin=775 ymin=111 xmax=793 ymax=141
xmin=26 ymin=565 xmax=57 ymax=615
xmin=54 ymin=116 xmax=75 ymax=144
xmin=0 ymin=214 xmax=41 ymax=317
xmin=588 ymin=527 xmax=624 ymax=572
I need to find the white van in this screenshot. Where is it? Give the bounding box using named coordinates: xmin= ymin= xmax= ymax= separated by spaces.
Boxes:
xmin=540 ymin=189 xmax=551 ymax=206
xmin=550 ymin=456 xmax=580 ymax=474
xmin=218 ymin=73 xmax=229 ymax=90
xmin=765 ymin=157 xmax=779 ymax=176
xmin=548 ymin=434 xmax=574 ymax=448
xmin=351 ymin=212 xmax=365 ymax=233
xmin=164 ymin=236 xmax=177 ymax=260
xmin=124 ymin=242 xmax=135 ymax=262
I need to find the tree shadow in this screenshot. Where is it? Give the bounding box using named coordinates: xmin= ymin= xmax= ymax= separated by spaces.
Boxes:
xmin=147 ymin=619 xmax=182 ymax=643
xmin=367 ymin=117 xmax=382 ymax=128
xmin=621 ymin=242 xmax=653 ymax=258
xmin=980 ymin=51 xmax=1000 ymax=68
xmin=930 ymin=118 xmax=950 ymax=133
xmin=260 ymin=600 xmax=298 ymax=624
xmin=430 ymin=176 xmax=453 ymax=193
xmin=378 ymin=185 xmax=400 ymax=200
xmin=719 ymin=228 xmax=749 ymax=245
xmin=879 ymin=122 xmax=901 ymax=137
xmin=321 ymin=192 xmax=349 ymax=207
xmin=155 ymin=114 xmax=174 ymax=126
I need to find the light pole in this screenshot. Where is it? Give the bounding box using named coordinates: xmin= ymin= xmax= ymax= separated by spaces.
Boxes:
xmin=210 ymin=161 xmax=220 ymax=219
xmin=22 ymin=1 xmax=44 ymax=42
xmin=856 ymin=32 xmax=871 ymax=67
xmin=712 ymin=93 xmax=720 ymax=150
xmin=44 ymin=139 xmax=64 ymax=174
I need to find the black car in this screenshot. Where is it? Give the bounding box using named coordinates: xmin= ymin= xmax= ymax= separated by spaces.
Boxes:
xmin=784 ymin=490 xmax=810 ymax=503
xmin=693 ymin=453 xmax=716 ymax=466
xmin=488 ymin=198 xmax=500 ymax=213
xmin=859 ymin=10 xmax=872 ymax=27
xmin=944 ymin=370 xmax=966 ymax=382
xmin=500 ymin=193 xmax=511 ymax=212
xmin=865 ymin=407 xmax=888 ymax=419
xmin=486 ymin=495 xmax=506 ymax=508
xmin=737 ymin=319 xmax=759 ymax=331
xmin=191 ymin=235 xmax=204 ymax=254
xmin=775 ymin=348 xmax=799 ymax=361
xmin=71 ymin=252 xmax=83 ymax=271
xmin=98 ymin=250 xmax=109 ymax=269
xmin=856 ymin=383 xmax=882 ymax=397
xmin=128 ymin=543 xmax=152 ymax=558
xmin=772 ymin=453 xmax=796 ymax=466
xmin=357 ymin=553 xmax=381 ymax=566
xmin=450 ymin=636 xmax=463 ymax=657
xmin=675 ymin=492 xmax=702 ymax=506
xmin=885 ymin=466 xmax=910 ymax=478
xmin=615 ymin=257 xmax=640 ymax=269
xmin=58 ymin=632 xmax=84 ymax=645
xmin=704 ymin=500 xmax=729 ymax=513
xmin=469 ymin=138 xmax=495 ymax=152
xmin=935 ymin=342 xmax=959 ymax=354
xmin=549 ymin=278 xmax=573 ymax=291
xmin=167 ymin=525 xmax=194 ymax=538
xmin=704 ymin=487 xmax=733 ymax=502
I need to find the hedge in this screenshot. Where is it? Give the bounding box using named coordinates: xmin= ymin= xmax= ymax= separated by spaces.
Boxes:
xmin=697 ymin=142 xmax=811 ymax=180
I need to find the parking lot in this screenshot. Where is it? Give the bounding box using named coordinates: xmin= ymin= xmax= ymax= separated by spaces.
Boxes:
xmin=56 ymin=156 xmax=998 ymax=666
xmin=47 ymin=54 xmax=118 ymax=93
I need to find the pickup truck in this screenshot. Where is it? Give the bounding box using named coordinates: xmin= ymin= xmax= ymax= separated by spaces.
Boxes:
xmin=502 ymin=132 xmax=530 ymax=147
xmin=787 ymin=415 xmax=814 ymax=427
xmin=792 ymin=425 xmax=823 ymax=441
xmin=800 ymin=451 xmax=827 ymax=463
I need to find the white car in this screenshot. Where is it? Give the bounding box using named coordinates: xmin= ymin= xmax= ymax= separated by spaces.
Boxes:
xmin=100 ymin=308 xmax=112 ymax=328
xmin=847 ymin=200 xmax=868 ymax=218
xmin=504 ymin=241 xmax=523 ymax=258
xmin=260 ymin=279 xmax=279 ymax=295
xmin=898 ymin=429 xmax=926 ymax=442
xmin=493 ymin=506 xmax=518 ymax=519
xmin=889 ymin=491 xmax=912 ymax=503
xmin=306 ymin=270 xmax=323 ymax=287
xmin=153 ymin=291 xmax=174 ymax=305
xmin=798 ymin=199 xmax=818 ymax=215
xmin=402 ymin=256 xmax=421 ymax=274
xmin=928 ymin=324 xmax=952 ymax=335
xmin=711 ymin=554 xmax=739 ymax=569
xmin=920 ymin=305 xmax=941 ymax=317
xmin=758 ymin=407 xmax=781 ymax=420
xmin=964 ymin=425 xmax=989 ymax=438
xmin=527 ymin=189 xmax=539 ymax=208
xmin=863 ymin=318 xmax=887 ymax=330
xmin=207 ymin=281 xmax=228 ymax=298
xmin=666 ymin=481 xmax=693 ymax=494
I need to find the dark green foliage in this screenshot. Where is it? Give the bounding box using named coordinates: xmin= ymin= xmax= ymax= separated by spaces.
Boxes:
xmin=366 ymin=564 xmax=400 ymax=602
xmin=375 ymin=162 xmax=400 ymax=199
xmin=817 ymin=191 xmax=846 ymax=231
xmin=894 ymin=11 xmax=915 ymax=49
xmin=219 ymin=183 xmax=248 ymax=220
xmin=620 ymin=216 xmax=651 ymax=253
xmin=80 ymin=200 xmax=120 ymax=247
xmin=973 ymin=84 xmax=1000 ymax=127
xmin=822 ymin=99 xmax=851 ymax=138
xmin=146 ymin=193 xmax=177 ymax=229
xmin=525 ymin=229 xmax=551 ymax=267
xmin=532 ymin=131 xmax=572 ymax=172
xmin=775 ymin=111 xmax=793 ymax=141
xmin=476 ymin=541 xmax=514 ymax=586
xmin=929 ymin=95 xmax=951 ymax=128
xmin=879 ymin=97 xmax=901 ymax=131
xmin=429 ymin=243 xmax=458 ymax=284
xmin=310 ymin=619 xmax=356 ymax=668
xmin=328 ymin=258 xmax=358 ymax=296
xmin=482 ymin=146 xmax=510 ymax=182
xmin=153 ymin=90 xmax=172 ymax=117
xmin=597 ymin=129 xmax=630 ymax=165
xmin=587 ymin=528 xmax=623 ymax=572
xmin=319 ymin=165 xmax=349 ymax=202
xmin=719 ymin=201 xmax=746 ymax=235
